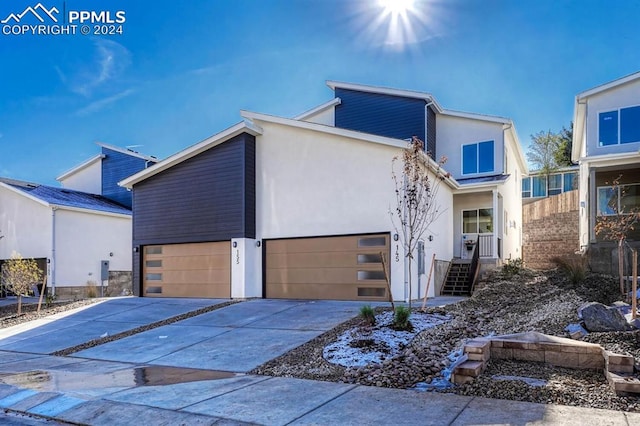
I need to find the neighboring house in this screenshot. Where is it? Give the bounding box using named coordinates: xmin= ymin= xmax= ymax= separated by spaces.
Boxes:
xmin=57 ymin=142 xmax=157 ymax=208
xmin=0 ymin=143 xmax=157 ymax=298
xmin=522 ymin=166 xmax=579 ymax=204
xmin=572 ymin=71 xmax=640 ymax=270
xmin=120 ymin=81 xmax=527 ymax=301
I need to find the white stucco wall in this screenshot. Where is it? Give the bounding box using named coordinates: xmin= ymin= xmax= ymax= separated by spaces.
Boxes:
xmin=585 ymin=79 xmax=640 ymax=157
xmin=58 ymin=159 xmax=102 ymax=194
xmin=436 ymin=115 xmax=505 ymax=180
xmin=54 ymin=209 xmax=131 ymax=288
xmin=501 ymin=130 xmax=524 ymax=261
xmin=0 ymin=185 xmax=51 ymax=260
xmin=253 ymin=120 xmax=454 ymax=300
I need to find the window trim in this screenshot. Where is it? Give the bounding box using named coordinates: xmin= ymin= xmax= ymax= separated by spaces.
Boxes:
xmin=462 ymin=208 xmax=494 ymax=234
xmin=596 ymin=181 xmax=640 ymax=216
xmin=597 ymin=104 xmax=640 ymax=147
xmin=461 ymin=140 xmax=495 ymax=176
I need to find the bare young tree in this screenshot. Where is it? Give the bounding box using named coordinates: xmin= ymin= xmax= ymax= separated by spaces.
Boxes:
xmin=1 ymin=252 xmax=43 ymax=314
xmin=390 ymin=136 xmax=448 ymax=313
xmin=527 ymin=130 xmax=563 ymax=195
xmin=595 ymin=175 xmax=639 ymax=297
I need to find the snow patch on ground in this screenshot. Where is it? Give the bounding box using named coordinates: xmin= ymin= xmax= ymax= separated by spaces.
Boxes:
xmin=323 ymin=311 xmax=450 ymax=368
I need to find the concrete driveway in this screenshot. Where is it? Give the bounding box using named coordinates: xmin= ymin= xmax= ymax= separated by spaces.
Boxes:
xmin=73 ymin=298 xmax=367 ymax=371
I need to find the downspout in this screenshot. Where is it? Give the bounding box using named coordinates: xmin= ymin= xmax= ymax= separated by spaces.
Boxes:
xmin=51 ymin=207 xmax=57 ymax=296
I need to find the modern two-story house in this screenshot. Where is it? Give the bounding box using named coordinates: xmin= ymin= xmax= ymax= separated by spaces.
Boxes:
xmin=572 ymin=71 xmax=640 ymax=271
xmin=121 ymin=81 xmax=527 ymax=301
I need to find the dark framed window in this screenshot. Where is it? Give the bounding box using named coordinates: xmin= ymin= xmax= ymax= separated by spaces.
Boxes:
xmin=621 ymin=106 xmax=640 ymax=144
xmin=532 ymin=176 xmax=547 ymax=197
xmin=599 ymin=110 xmax=618 ymax=146
xmin=462 ymin=140 xmax=494 ymax=175
xmin=462 ymin=208 xmax=493 ymax=234
xmin=563 ymin=172 xmax=577 ymax=191
xmin=548 ymin=174 xmax=562 ymax=196
xmin=599 ymin=106 xmax=640 ymax=146
xmin=597 ymin=183 xmax=640 ymax=216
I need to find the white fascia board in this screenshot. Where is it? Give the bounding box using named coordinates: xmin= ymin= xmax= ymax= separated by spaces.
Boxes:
xmin=577 ymin=71 xmax=640 ymax=100
xmin=453 ymin=182 xmax=502 ymax=194
xmin=572 ymin=99 xmax=587 ymax=163
xmin=294 ymin=98 xmax=342 ymax=120
xmin=579 ymin=151 xmax=640 ymax=168
xmin=325 ymin=80 xmax=444 ymax=113
xmin=241 ymin=110 xmax=460 ymax=190
xmin=96 ymin=142 xmax=158 ymax=162
xmin=0 ymin=182 xmax=50 ymax=207
xmin=504 ymin=122 xmax=529 ymax=175
xmin=440 ymin=109 xmax=511 ymax=125
xmin=51 ymin=204 xmax=131 ymax=219
xmin=119 ymin=120 xmax=263 ymax=188
xmin=56 ymin=154 xmax=105 ymax=182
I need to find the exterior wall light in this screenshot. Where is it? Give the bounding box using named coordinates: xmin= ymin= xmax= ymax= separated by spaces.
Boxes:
xmin=232 ymin=242 xmax=238 ymax=248
xmin=393 ymin=234 xmax=399 ymax=241
xmin=256 ymin=241 xmax=261 ymax=247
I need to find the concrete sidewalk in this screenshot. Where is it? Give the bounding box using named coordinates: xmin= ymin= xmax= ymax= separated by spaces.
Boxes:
xmin=0 ymin=296 xmax=637 ymax=425
xmin=0 ymin=351 xmax=637 ymax=425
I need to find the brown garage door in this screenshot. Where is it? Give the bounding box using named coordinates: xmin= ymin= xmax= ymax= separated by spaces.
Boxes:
xmin=265 ymin=234 xmax=390 ymax=301
xmin=143 ymin=242 xmax=230 ymax=298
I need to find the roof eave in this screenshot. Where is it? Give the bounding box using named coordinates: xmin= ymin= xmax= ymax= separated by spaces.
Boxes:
xmin=577 ymin=71 xmax=640 ymax=99
xmin=119 ymin=120 xmax=263 ymax=189
xmin=325 ymin=80 xmax=444 ymax=113
xmin=0 ymin=182 xmax=50 ymax=207
xmin=56 ymin=154 xmax=105 ymax=182
xmin=294 ymin=98 xmax=342 ymax=121
xmin=51 ymin=204 xmax=131 ymax=218
xmin=96 ymin=142 xmax=158 ymax=162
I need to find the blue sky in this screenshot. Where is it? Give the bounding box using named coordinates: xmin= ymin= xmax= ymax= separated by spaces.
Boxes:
xmin=1 ymin=0 xmax=639 ymax=186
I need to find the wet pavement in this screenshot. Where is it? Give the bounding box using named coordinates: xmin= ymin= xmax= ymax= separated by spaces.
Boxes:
xmin=0 ymin=295 xmax=638 ymax=425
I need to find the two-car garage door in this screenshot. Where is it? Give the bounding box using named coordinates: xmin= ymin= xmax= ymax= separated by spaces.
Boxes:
xmin=264 ymin=233 xmax=390 ymax=301
xmin=142 ymin=233 xmax=389 ymax=300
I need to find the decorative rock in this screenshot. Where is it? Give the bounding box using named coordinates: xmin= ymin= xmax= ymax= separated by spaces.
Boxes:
xmin=579 ymin=302 xmax=632 ymax=332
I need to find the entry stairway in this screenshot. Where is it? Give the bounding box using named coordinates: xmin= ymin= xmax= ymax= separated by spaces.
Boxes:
xmin=441 ymin=243 xmax=479 ymax=296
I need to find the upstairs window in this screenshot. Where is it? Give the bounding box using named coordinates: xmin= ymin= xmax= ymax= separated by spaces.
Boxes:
xmin=462 ymin=140 xmax=494 ymax=175
xmin=599 ymin=106 xmax=640 ymax=146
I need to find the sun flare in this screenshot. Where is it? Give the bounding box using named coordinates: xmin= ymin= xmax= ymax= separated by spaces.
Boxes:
xmin=379 ymin=0 xmax=415 ymax=16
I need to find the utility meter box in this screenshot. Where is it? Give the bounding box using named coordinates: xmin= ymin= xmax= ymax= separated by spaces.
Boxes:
xmin=417 ymin=241 xmax=425 ymax=275
xmin=100 ymin=260 xmax=109 ymax=281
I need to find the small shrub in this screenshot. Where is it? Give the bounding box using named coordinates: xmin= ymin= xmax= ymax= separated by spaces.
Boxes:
xmin=502 ymin=258 xmax=524 ymax=278
xmin=86 ymin=281 xmax=98 ymax=298
xmin=45 ymin=293 xmax=57 ymax=308
xmin=392 ymin=306 xmax=412 ymax=331
xmin=551 ymin=254 xmax=587 ymax=285
xmin=359 ymin=304 xmax=376 ymax=326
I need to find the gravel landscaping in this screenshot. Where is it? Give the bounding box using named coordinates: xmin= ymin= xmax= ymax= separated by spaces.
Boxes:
xmin=252 ymin=268 xmax=640 ymax=412
xmin=0 ymin=299 xmax=99 ymax=329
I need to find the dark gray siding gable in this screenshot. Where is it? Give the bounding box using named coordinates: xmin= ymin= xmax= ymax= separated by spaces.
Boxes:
xmin=102 ymin=147 xmax=152 ymax=208
xmin=132 ymin=133 xmax=256 ymax=246
xmin=335 ymin=88 xmax=426 ymax=143
xmin=131 ymin=133 xmax=256 ymax=295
